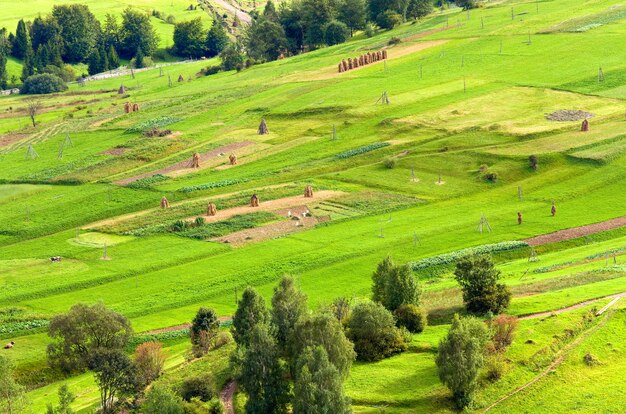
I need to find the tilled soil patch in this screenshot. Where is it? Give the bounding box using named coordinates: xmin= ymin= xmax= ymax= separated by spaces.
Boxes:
xmin=113 ymin=141 xmax=254 ymax=186
xmin=545 ymin=109 xmax=593 ymax=121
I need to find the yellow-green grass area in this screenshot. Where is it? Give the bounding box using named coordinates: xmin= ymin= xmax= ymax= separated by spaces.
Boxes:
xmin=0 ymin=0 xmax=211 ymax=48
xmin=3 ymin=0 xmax=626 ymax=411
xmin=487 ymin=302 xmax=626 ymax=414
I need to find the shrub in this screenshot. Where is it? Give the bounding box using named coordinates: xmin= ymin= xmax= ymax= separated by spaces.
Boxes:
xmin=376 ymin=11 xmax=402 ymax=29
xmin=584 ymin=352 xmax=600 ymax=366
xmin=134 ymin=342 xmax=166 ymax=386
xmin=323 ymin=20 xmax=349 ymax=46
xmin=364 ymin=23 xmax=376 ymax=37
xmin=180 ymin=375 xmax=213 ymax=402
xmin=484 ymin=354 xmax=506 ymax=382
xmin=394 ymin=304 xmax=427 ymax=333
xmin=454 ymin=254 xmax=511 ymax=315
xmin=529 ymin=154 xmax=538 ymax=171
xmin=372 ymin=256 xmax=421 ymax=312
xmin=346 ymin=301 xmax=407 ymax=361
xmin=213 ymin=331 xmax=233 ymax=349
xmin=387 ymin=37 xmax=401 ymax=45
xmin=335 ymin=142 xmax=390 ymax=159
xmin=194 ymin=217 xmax=205 ymax=227
xmin=483 ymin=171 xmax=498 ymax=182
xmin=489 ymin=314 xmax=518 ymax=351
xmin=143 ymin=384 xmax=184 ymax=414
xmin=383 ymin=158 xmax=396 ymax=169
xmin=21 ymin=73 xmax=68 ymax=94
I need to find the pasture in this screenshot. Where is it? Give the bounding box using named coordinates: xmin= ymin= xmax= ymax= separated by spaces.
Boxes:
xmin=2 ymin=0 xmax=626 ymax=412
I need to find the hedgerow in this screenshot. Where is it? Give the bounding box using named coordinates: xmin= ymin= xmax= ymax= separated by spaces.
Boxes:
xmin=179 ymin=179 xmax=244 ymax=193
xmin=409 ymin=241 xmax=528 ymax=272
xmin=335 ymin=142 xmax=390 ymax=159
xmin=127 ymin=174 xmax=170 ymax=189
xmin=126 ymin=116 xmax=183 ymax=133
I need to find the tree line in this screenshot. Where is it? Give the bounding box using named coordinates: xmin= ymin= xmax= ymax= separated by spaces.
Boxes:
xmin=0 ymin=4 xmax=158 ymax=89
xmin=172 ymin=0 xmax=435 ymax=71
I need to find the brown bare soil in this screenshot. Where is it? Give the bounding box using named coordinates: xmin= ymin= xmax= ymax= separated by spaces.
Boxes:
xmin=189 ymin=190 xmax=345 ymax=224
xmin=525 ymin=215 xmax=626 ymax=246
xmin=100 ymin=148 xmax=127 ymax=156
xmin=220 ymin=380 xmax=237 ymax=414
xmin=519 ymin=292 xmax=626 ymax=320
xmin=113 ymin=141 xmax=255 ymax=185
xmin=0 ymin=133 xmax=28 ymax=149
xmin=214 ymin=215 xmax=331 ymax=246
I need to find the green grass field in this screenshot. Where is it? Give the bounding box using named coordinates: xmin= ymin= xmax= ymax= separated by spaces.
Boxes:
xmin=2 ymin=0 xmax=626 ymax=412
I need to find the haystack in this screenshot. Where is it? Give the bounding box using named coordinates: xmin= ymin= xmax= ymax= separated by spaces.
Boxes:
xmin=304 ymin=185 xmax=314 ymax=198
xmin=353 ymin=58 xmax=359 ymax=68
xmin=258 ymin=118 xmax=269 ymax=135
xmin=250 ymin=194 xmax=259 ymax=207
xmin=551 ymin=201 xmax=556 ymax=216
xmin=132 ymin=103 xmax=140 ymax=112
xmin=382 ymin=49 xmax=388 ymax=59
xmin=338 ymin=63 xmax=344 ymax=73
xmin=342 ymin=60 xmax=348 ymax=72
xmin=229 ymin=154 xmax=238 ymax=165
xmin=581 ymin=118 xmax=589 ymax=132
xmin=348 ymin=58 xmax=353 ymax=70
xmin=207 ymin=203 xmax=217 ymax=216
xmin=124 ymin=102 xmax=131 ymax=113
xmin=118 ymin=84 xmax=127 ymax=94
xmin=359 ymin=56 xmax=364 ymax=66
xmin=517 ymin=212 xmax=522 ymax=225
xmin=160 ymin=197 xmax=170 ymax=209
xmin=178 ymin=74 xmax=185 ymax=82
xmin=191 ymin=152 xmax=200 ymax=168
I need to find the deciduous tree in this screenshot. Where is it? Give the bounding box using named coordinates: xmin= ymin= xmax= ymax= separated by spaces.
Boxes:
xmin=436 ymin=314 xmax=490 ymax=408
xmin=47 ymin=303 xmax=133 ymax=373
xmin=232 ymin=287 xmax=270 ymax=347
xmin=454 ymin=254 xmax=511 ymax=314
xmin=271 ymin=276 xmax=308 ymax=355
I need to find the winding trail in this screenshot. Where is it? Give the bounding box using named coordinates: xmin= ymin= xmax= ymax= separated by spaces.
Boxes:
xmin=518 ymin=291 xmax=626 ymax=320
xmin=220 ymin=380 xmax=237 ymax=414
xmin=483 ymin=308 xmax=617 ymax=413
xmin=213 ymin=0 xmax=252 ymax=24
xmin=524 ymin=215 xmax=626 ymax=246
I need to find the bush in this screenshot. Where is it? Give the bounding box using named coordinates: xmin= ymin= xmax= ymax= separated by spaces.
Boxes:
xmin=584 ymin=352 xmax=600 ymax=366
xmin=212 ymin=331 xmax=233 ymax=349
xmin=21 ymin=73 xmax=67 ymax=94
xmin=489 ymin=314 xmax=518 ymax=351
xmin=383 ymin=158 xmax=396 ymax=169
xmin=364 ymin=23 xmax=376 ymax=38
xmin=387 ymin=37 xmax=401 ymax=45
xmin=195 ymin=217 xmax=205 ymax=227
xmin=394 ymin=304 xmax=427 ymax=333
xmin=201 ymin=66 xmax=221 ymax=76
xmin=376 ymin=11 xmax=402 ymax=30
xmin=347 ymin=301 xmax=407 ymax=361
xmin=483 ymin=171 xmax=498 ymax=182
xmin=144 ymin=384 xmax=184 ymax=414
xmin=180 ymin=375 xmax=213 ymax=402
xmin=529 ymin=154 xmax=538 ymax=171
xmin=484 ymin=355 xmax=506 ymax=382
xmin=134 ymin=342 xmax=166 ymax=386
xmin=323 ymin=20 xmax=349 ymax=46
xmin=335 ymin=142 xmax=390 ymax=159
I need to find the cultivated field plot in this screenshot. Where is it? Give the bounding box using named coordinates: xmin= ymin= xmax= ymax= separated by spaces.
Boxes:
xmin=3 ymin=0 xmax=626 ymax=412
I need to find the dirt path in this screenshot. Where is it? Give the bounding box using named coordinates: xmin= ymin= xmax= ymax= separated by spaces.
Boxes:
xmin=213 ymin=0 xmax=252 ymax=24
xmin=140 ymin=316 xmax=232 ymax=335
xmin=220 ymin=380 xmax=237 ymax=414
xmin=519 ymin=292 xmax=626 ymax=320
xmin=187 ymin=190 xmax=345 ymax=224
xmin=113 ymin=141 xmax=254 ymax=186
xmin=524 ymin=215 xmax=626 ymax=246
xmin=483 ymin=309 xmax=615 ymax=413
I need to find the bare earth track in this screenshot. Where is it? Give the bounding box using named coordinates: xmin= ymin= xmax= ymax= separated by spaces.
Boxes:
xmin=524 ymin=215 xmax=626 ymax=246
xmin=113 ymin=141 xmax=254 ymax=186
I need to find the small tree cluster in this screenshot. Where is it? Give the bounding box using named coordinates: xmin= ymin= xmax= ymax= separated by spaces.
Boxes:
xmin=173 ymin=18 xmax=230 ymax=59
xmin=231 ymin=277 xmax=354 ymax=413
xmin=454 ymin=254 xmax=511 ymax=315
xmin=190 ymin=307 xmax=220 ymax=357
xmin=20 ymin=73 xmax=67 ymax=94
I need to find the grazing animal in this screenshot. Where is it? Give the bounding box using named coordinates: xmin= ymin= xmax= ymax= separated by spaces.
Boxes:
xmin=4 ymin=341 xmax=15 ymax=349
xmin=50 ymin=256 xmax=62 ymax=262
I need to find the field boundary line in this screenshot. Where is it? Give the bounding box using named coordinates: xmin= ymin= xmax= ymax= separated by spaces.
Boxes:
xmin=482 ymin=309 xmax=615 ymax=413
